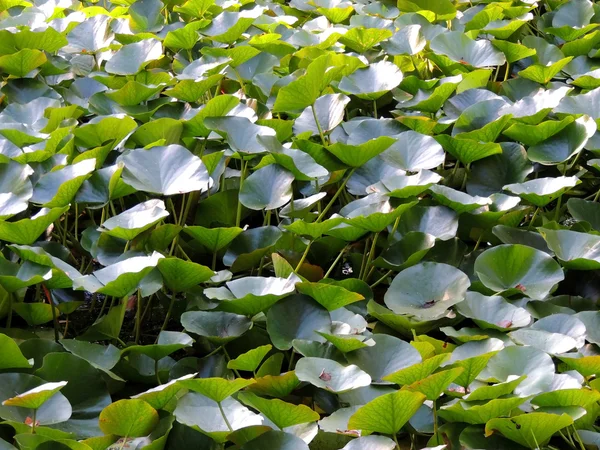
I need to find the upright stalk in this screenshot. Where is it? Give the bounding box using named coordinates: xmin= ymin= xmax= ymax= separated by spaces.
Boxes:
xmin=392 ymin=433 xmax=401 ymax=450
xmin=362 ymin=232 xmax=380 ymax=282
xmin=135 ymin=290 xmax=142 ymax=344
xmin=6 ymin=292 xmax=13 ymax=329
xmin=218 ymin=401 xmax=233 ymax=432
xmin=155 ymin=359 xmax=161 ymax=385
xmin=235 ymin=159 xmax=247 ymax=227
xmin=31 ymin=409 xmax=37 ymax=434
xmin=324 ymin=244 xmax=350 ymax=278
xmin=316 ymin=168 xmax=357 ymax=222
xmin=311 ymin=104 xmax=327 ymax=146
xmin=433 ymin=400 xmax=439 ymax=443
xmin=295 ymin=241 xmax=313 ymax=272
xmin=159 ymin=292 xmax=177 ymax=335
xmin=529 ymin=207 xmax=541 ymax=230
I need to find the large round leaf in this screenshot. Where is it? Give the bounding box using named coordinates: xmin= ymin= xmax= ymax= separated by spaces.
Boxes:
xmin=239 ymin=164 xmax=294 ymax=211
xmin=295 ymin=357 xmax=372 ymax=393
xmin=539 ymin=228 xmax=600 ymax=270
xmin=503 ymin=176 xmax=580 ymax=207
xmin=456 ymin=292 xmax=532 ymax=330
xmin=99 ymin=199 xmax=169 ymax=241
xmin=384 ymin=262 xmax=470 ymax=320
xmin=98 ymin=399 xmax=159 ymax=437
xmin=474 ymin=244 xmax=564 ymax=300
xmin=339 ymin=61 xmax=403 ymax=100
xmin=181 ymin=311 xmax=252 ymax=344
xmin=119 ymin=145 xmax=211 ymax=195
xmin=430 ymin=31 xmax=506 ymax=67
xmin=266 ymin=294 xmax=332 ymax=350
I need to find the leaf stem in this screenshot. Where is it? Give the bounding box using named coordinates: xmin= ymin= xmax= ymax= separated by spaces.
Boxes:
xmin=432 ymin=399 xmax=439 ymax=443
xmin=528 ymin=207 xmax=541 ymax=230
xmin=370 ymin=269 xmax=393 ymax=289
xmin=155 ymin=358 xmax=161 ymax=386
xmin=235 ymin=159 xmax=247 ymax=228
xmin=554 ymin=194 xmax=563 ymax=222
xmin=316 ymin=168 xmax=357 ymax=222
xmin=311 ymin=104 xmax=327 ymax=146
xmin=212 ymin=251 xmax=218 ymax=271
xmin=362 ymin=232 xmax=380 ymax=282
xmin=6 ymin=292 xmax=13 ymax=329
xmin=218 ymin=401 xmax=234 ymax=432
xmin=295 ymin=240 xmax=313 ymax=272
xmin=31 ymin=409 xmax=36 ymax=434
xmin=392 ymin=433 xmax=401 ymax=450
xmin=43 ymin=284 xmax=59 ymax=343
xmin=159 ymin=292 xmax=176 ymax=336
xmin=323 ymin=244 xmax=350 ymax=279
xmin=222 ymin=346 xmax=241 ymax=378
xmin=135 ymin=290 xmax=142 ymax=344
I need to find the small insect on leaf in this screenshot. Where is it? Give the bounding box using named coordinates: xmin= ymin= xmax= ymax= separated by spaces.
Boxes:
xmin=515 ymin=284 xmax=526 ymax=292
xmin=319 ymin=369 xmax=332 ymax=381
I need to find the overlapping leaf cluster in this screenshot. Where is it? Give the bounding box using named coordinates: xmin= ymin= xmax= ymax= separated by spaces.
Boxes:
xmin=1 ymin=0 xmax=600 ymax=448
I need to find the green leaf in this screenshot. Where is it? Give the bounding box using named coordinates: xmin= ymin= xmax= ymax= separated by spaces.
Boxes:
xmin=246 ymin=372 xmax=300 ymax=398
xmin=382 ymin=354 xmax=450 ymax=386
xmin=157 ymin=258 xmax=214 ymax=292
xmin=348 ymin=390 xmax=426 ymax=435
xmin=465 ymin=376 xmax=527 ymax=401
xmin=31 ymin=159 xmax=96 ymax=207
xmin=485 ymin=413 xmax=573 ymax=448
xmin=178 ymin=377 xmax=255 ymax=403
xmin=492 ymin=40 xmax=537 ymax=63
xmin=122 ymin=331 xmax=194 ymax=361
xmin=13 ymin=303 xmax=56 ymax=326
xmin=439 ymin=397 xmax=528 ymax=424
xmin=182 ymin=95 xmax=240 ymax=137
xmin=104 ymin=81 xmax=164 ymax=106
xmin=183 ymin=225 xmax=243 ymax=253
xmin=518 ymin=57 xmax=573 ymax=84
xmin=316 ymin=332 xmax=374 ymax=353
xmin=0 ymin=334 xmax=31 ymax=370
xmin=181 ymin=310 xmax=252 ymax=344
xmin=98 ymin=399 xmax=159 ymax=437
xmin=164 ymin=74 xmax=223 ymax=102
xmin=2 ymin=381 xmax=67 ymax=410
xmin=131 ymin=374 xmax=194 ymax=410
xmin=384 ymin=262 xmax=470 ymax=320
xmin=447 ymin=351 xmax=499 ymax=388
xmin=238 ymin=392 xmax=319 ymax=429
xmin=557 ymin=355 xmax=600 ymax=377
xmin=339 ymin=28 xmax=392 ymax=53
xmin=74 ymin=116 xmax=137 ymax=149
xmin=435 ymin=135 xmax=502 ymax=165
xmin=0 ymin=49 xmax=46 ymax=76
xmin=327 ymin=137 xmax=396 ymax=168
xmin=405 ymin=367 xmax=464 ymax=401
xmin=295 ymin=281 xmax=364 ymax=311
xmin=295 ymin=357 xmax=371 ymax=393
xmin=99 ymin=199 xmax=169 ymax=241
xmin=164 ymin=20 xmax=207 ymax=50
xmin=227 ymin=345 xmax=272 ymax=372
xmin=474 ymin=244 xmax=564 ymax=300
xmin=397 ymin=0 xmax=456 ymax=20
xmin=273 ymin=55 xmax=354 ymax=112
